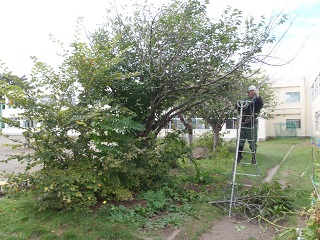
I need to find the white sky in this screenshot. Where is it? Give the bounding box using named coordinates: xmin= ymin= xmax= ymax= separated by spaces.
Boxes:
xmin=0 ymin=0 xmax=320 ymax=79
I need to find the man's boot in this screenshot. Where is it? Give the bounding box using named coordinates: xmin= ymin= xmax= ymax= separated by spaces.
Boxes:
xmin=237 ymin=147 xmax=243 ymax=163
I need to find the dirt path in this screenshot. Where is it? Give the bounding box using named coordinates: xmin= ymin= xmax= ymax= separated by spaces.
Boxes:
xmin=263 ymin=145 xmax=295 ymax=183
xmin=199 ymin=216 xmax=277 ymax=240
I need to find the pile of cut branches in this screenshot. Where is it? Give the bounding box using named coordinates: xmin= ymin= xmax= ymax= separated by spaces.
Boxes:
xmin=210 ymin=182 xmax=295 ymax=221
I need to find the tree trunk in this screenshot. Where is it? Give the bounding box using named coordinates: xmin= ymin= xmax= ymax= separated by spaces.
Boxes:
xmin=213 ymin=128 xmax=220 ymax=150
xmin=178 ymin=113 xmax=193 ymax=145
xmin=187 ymin=118 xmax=193 ymax=145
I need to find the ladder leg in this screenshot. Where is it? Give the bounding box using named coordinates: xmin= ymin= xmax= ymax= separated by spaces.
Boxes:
xmin=229 ymin=100 xmax=262 ymax=216
xmin=229 ymin=102 xmax=244 ymax=217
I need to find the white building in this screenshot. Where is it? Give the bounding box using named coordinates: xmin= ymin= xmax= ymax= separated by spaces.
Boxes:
xmin=266 ymin=77 xmax=311 ymax=139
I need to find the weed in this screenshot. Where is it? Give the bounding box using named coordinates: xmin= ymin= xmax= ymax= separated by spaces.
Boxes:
xmin=142 ymin=190 xmax=169 ymax=212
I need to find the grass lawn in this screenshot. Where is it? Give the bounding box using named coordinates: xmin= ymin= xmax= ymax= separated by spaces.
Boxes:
xmin=0 ymin=196 xmax=142 ymax=240
xmin=258 ymin=138 xmax=314 ymax=208
xmin=0 ymin=137 xmax=316 ymax=240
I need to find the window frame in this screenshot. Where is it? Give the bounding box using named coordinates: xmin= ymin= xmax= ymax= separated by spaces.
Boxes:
xmin=225 ymin=118 xmax=237 ymax=130
xmin=285 ymin=92 xmax=300 ymax=103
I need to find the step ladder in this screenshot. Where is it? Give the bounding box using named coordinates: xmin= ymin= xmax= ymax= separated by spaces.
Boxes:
xmin=228 ymin=100 xmax=262 ymax=217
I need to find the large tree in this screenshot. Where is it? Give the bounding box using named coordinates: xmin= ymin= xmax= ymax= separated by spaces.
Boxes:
xmin=90 ymin=0 xmax=286 ymax=139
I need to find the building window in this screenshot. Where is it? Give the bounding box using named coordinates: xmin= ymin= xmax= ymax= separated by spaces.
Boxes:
xmin=165 ymin=118 xmax=210 ymax=130
xmin=286 ymin=119 xmax=301 ymax=129
xmin=23 ymin=120 xmax=36 ymax=128
xmin=165 ymin=120 xmax=172 ymax=129
xmin=285 ymin=92 xmax=300 ymax=102
xmin=226 ymin=118 xmax=237 ymax=129
xmin=194 ymin=118 xmax=205 ymax=129
xmin=172 ymin=118 xmax=183 ymax=130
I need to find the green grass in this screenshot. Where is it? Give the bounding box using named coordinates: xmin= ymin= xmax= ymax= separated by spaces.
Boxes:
xmin=0 ymin=137 xmax=316 ymax=240
xmin=0 ymin=196 xmax=140 ymax=240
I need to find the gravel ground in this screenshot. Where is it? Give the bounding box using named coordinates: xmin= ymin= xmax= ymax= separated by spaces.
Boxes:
xmin=0 ymin=135 xmax=37 ymax=180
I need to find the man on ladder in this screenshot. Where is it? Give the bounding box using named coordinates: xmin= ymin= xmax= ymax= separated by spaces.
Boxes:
xmin=237 ymin=85 xmax=264 ymax=164
xmin=226 ymin=85 xmax=264 ymax=217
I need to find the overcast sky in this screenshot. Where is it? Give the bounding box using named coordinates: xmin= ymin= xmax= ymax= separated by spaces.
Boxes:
xmin=0 ymin=0 xmax=319 ymax=79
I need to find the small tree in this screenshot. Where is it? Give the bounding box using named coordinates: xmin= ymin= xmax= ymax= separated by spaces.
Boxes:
xmin=196 ymin=73 xmax=277 ymax=150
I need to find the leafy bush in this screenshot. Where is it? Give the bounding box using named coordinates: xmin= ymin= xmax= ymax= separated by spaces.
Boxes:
xmin=192 ymin=131 xmax=214 ymax=151
xmin=212 ymin=139 xmax=236 ymax=159
xmin=301 ymin=148 xmax=320 ymax=239
xmin=302 ymin=200 xmax=320 ymax=239
xmin=5 ymin=130 xmax=190 ymax=211
xmin=192 ymin=132 xmax=235 ymax=158
xmin=1 ymin=30 xmax=190 ymax=211
xmin=124 ymin=131 xmax=191 ymax=191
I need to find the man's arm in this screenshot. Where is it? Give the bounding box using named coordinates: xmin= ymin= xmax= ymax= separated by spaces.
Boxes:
xmin=254 ymin=96 xmax=263 ymax=113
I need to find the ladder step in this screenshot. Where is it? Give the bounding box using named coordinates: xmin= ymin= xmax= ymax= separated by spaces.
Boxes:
xmin=239 ymin=150 xmax=254 ymax=154
xmin=238 ymin=161 xmax=255 ymax=165
xmin=236 ymin=173 xmax=260 ymax=177
xmin=227 ymin=182 xmax=253 ymax=187
xmin=239 ymin=138 xmax=254 ymax=143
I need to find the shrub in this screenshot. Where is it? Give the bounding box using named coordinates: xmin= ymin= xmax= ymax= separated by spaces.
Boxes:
xmin=1 ymin=34 xmax=190 ymax=211
xmin=192 ymin=132 xmax=235 ymax=158
xmin=213 ymin=138 xmax=236 ymax=159
xmin=5 ymin=131 xmax=190 ymax=211
xmin=192 ymin=131 xmax=214 ymax=151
